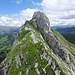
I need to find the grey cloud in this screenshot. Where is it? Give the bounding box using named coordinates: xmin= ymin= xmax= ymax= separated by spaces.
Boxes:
xmin=61 ymin=15 xmax=75 ymax=19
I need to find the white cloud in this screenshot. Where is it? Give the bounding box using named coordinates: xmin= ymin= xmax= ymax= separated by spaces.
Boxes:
xmin=0 ymin=8 xmax=39 ymax=27
xmin=41 ymin=0 xmax=75 ymax=11
xmin=40 ymin=0 xmax=75 ymax=26
xmin=0 ymin=0 xmax=75 ymax=27
xmin=20 ymin=8 xmax=39 ymax=20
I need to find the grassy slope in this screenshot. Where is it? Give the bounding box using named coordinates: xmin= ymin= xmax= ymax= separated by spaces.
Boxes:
xmin=63 ymin=33 xmax=75 ymax=44
xmin=3 ymin=21 xmax=75 ymax=75
xmin=0 ymin=33 xmax=16 ymax=63
xmin=52 ymin=29 xmax=75 ymax=56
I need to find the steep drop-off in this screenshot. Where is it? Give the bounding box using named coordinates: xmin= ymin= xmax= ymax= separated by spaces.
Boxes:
xmin=0 ymin=11 xmax=75 ymax=75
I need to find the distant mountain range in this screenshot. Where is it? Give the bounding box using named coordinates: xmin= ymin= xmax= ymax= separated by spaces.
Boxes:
xmin=0 ymin=26 xmax=19 ymax=34
xmin=51 ymin=26 xmax=75 ymax=35
xmin=51 ymin=25 xmax=75 ymax=29
xmin=51 ymin=26 xmax=75 ymax=44
xmin=0 ymin=26 xmax=19 ymax=63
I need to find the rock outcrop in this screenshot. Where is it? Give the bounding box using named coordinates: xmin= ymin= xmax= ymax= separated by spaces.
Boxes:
xmin=0 ymin=59 xmax=12 ymax=75
xmin=31 ymin=11 xmax=70 ymax=63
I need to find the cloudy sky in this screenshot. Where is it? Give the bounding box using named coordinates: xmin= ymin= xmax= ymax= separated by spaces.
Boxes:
xmin=0 ymin=0 xmax=75 ymax=27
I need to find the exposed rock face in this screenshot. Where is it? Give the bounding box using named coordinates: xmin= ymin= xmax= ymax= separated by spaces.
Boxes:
xmin=40 ymin=51 xmax=61 ymax=75
xmin=16 ymin=51 xmax=24 ymax=68
xmin=31 ymin=11 xmax=70 ymax=63
xmin=0 ymin=59 xmax=12 ymax=75
xmin=31 ymin=11 xmax=50 ymax=32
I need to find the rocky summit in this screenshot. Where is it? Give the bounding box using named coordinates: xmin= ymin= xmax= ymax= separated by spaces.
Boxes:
xmin=31 ymin=11 xmax=70 ymax=63
xmin=0 ymin=11 xmax=75 ymax=75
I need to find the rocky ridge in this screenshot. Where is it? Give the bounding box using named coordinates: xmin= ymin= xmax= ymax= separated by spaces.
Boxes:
xmin=0 ymin=11 xmax=75 ymax=75
xmin=31 ymin=11 xmax=70 ymax=63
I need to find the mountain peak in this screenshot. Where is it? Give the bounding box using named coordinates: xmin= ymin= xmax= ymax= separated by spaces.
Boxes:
xmin=31 ymin=11 xmax=50 ymax=32
xmin=31 ymin=11 xmax=70 ymax=63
